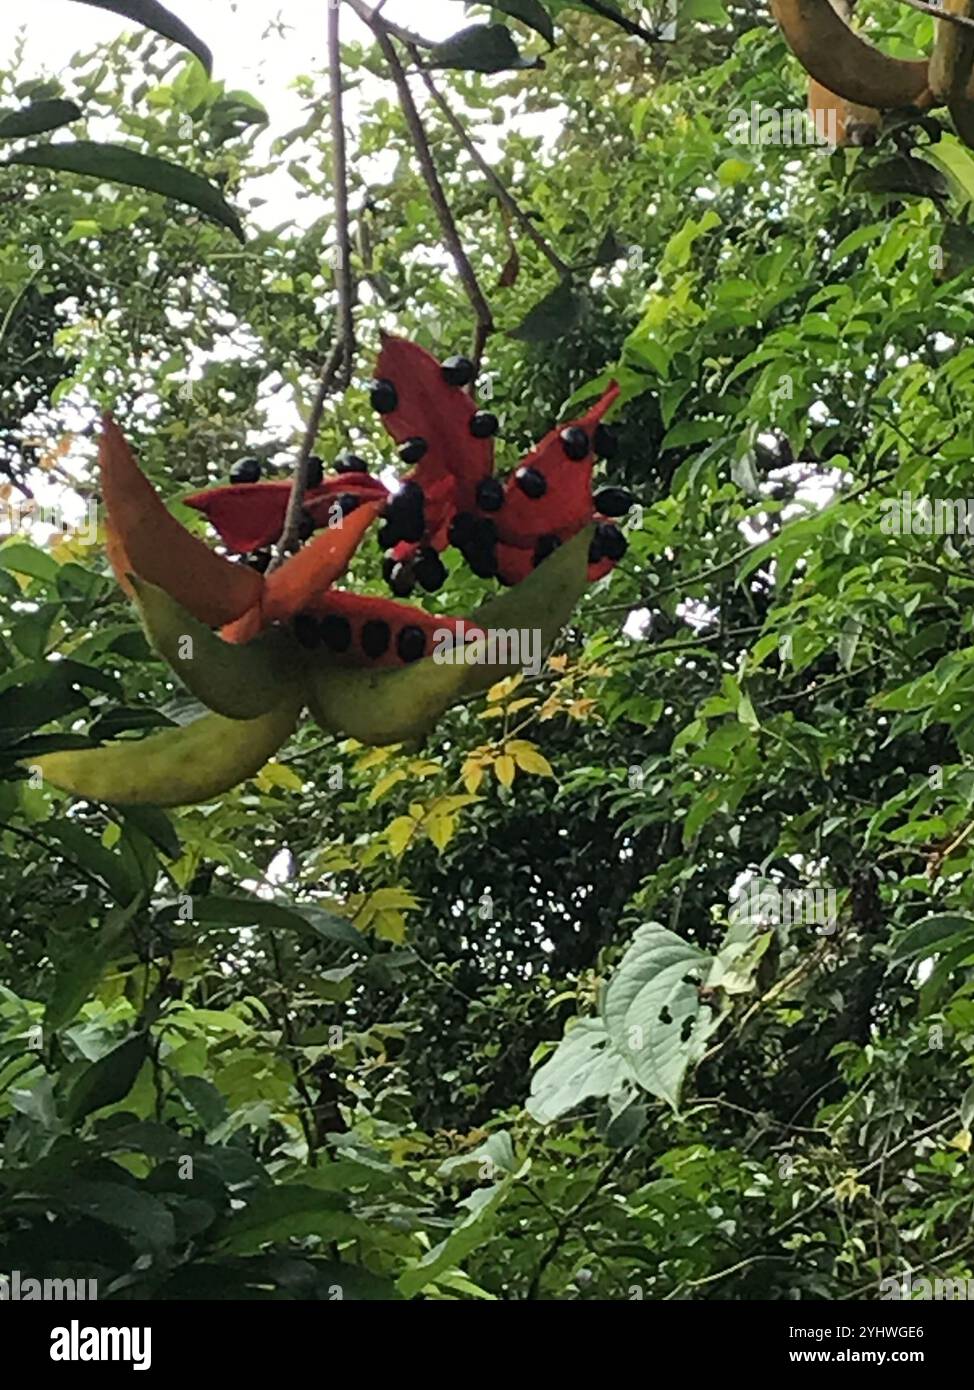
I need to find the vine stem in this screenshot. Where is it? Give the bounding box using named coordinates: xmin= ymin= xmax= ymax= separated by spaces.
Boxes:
xmin=274 ymin=0 xmax=357 ymax=566
xmin=351 ymin=0 xmax=494 ymax=374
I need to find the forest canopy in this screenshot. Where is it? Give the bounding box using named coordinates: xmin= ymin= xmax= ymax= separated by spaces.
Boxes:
xmin=2 ymin=0 xmax=974 ymax=1306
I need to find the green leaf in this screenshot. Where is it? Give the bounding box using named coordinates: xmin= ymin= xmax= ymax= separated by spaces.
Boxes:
xmin=485 ymin=0 xmax=555 ymax=45
xmin=527 ymin=1017 xmax=633 ymax=1123
xmin=72 ymin=0 xmax=213 ymax=73
xmin=431 ymin=23 xmax=543 ymax=73
xmin=0 ymin=99 xmax=81 ymax=140
xmin=46 ymin=821 xmax=141 ymax=905
xmin=64 ymin=1033 xmax=149 ymax=1124
xmin=176 ymin=895 xmax=365 ymax=948
xmin=510 ymin=277 xmax=583 ymax=342
xmin=890 ymin=914 xmax=974 ymax=964
xmin=602 ymin=923 xmax=725 ymax=1110
xmin=214 ymin=1185 xmax=369 ymax=1253
xmin=7 ymin=141 xmax=244 ymax=241
xmin=397 ymin=1164 xmax=527 ymax=1297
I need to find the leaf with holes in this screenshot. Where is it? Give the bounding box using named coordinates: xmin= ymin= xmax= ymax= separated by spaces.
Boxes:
xmin=601 ymin=923 xmax=726 ymax=1110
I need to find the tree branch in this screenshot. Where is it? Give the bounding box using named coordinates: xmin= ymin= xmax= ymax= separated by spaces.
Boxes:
xmin=353 ymin=0 xmax=494 ymax=373
xmin=413 ymin=57 xmax=570 ymax=279
xmin=580 ymin=0 xmax=662 ymax=45
xmin=275 ymin=0 xmax=357 ymax=565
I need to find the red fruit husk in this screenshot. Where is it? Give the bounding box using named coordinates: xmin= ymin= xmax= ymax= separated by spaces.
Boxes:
xmin=488 ymin=384 xmax=620 ymax=549
xmin=185 ymin=476 xmax=389 ymax=553
xmin=375 ymin=335 xmax=494 ymax=518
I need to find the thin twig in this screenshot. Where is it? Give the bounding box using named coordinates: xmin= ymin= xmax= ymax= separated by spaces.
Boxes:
xmin=413 ymin=57 xmax=569 ymax=278
xmin=354 ymin=0 xmax=494 ymax=373
xmin=895 ymin=0 xmax=974 ymax=29
xmin=274 ymin=1 xmax=357 ymax=564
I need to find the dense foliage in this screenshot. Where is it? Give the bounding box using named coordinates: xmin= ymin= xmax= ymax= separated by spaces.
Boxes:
xmin=3 ymin=0 xmax=974 ymax=1300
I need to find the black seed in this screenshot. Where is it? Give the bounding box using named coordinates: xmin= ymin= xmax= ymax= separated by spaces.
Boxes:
xmin=516 ymin=466 xmax=546 ymax=499
xmin=389 ymin=562 xmax=416 ymax=598
xmin=336 ymin=451 xmax=369 ymax=474
xmin=377 ymin=523 xmax=394 ymax=550
xmin=415 ymin=547 xmax=448 ymax=593
xmin=382 ymin=553 xmax=397 ymax=585
xmin=680 ymin=1017 xmax=694 ymax=1042
xmin=369 ymin=378 xmax=398 ymax=414
xmin=384 ymin=481 xmax=425 ymax=543
xmin=442 ymin=354 xmax=475 ymax=387
xmin=594 ymin=423 xmax=618 ymax=459
xmin=470 ymin=411 xmax=499 ymax=439
xmin=306 ymin=455 xmax=324 ymax=488
xmin=399 ymin=436 xmax=428 ymax=465
xmin=594 ymin=486 xmax=634 ymax=518
xmin=560 ymin=426 xmax=590 ymax=461
xmin=466 ymin=545 xmax=498 ymax=580
xmin=476 ymin=477 xmax=505 ymax=512
xmin=246 ymin=549 xmax=272 ymax=573
xmin=294 ymin=613 xmax=321 ymax=649
xmin=397 ymin=625 xmax=427 ymax=663
xmin=230 ymin=457 xmax=262 ymax=483
xmin=334 ymin=492 xmax=361 ymax=517
xmin=361 ymin=619 xmax=391 ymax=659
xmin=449 ymin=511 xmax=479 ymax=548
xmin=533 ymin=534 xmax=561 ymax=566
xmin=320 ymin=614 xmax=352 ymax=652
xmin=298 ymin=508 xmax=315 ymax=541
xmin=589 ymin=522 xmax=627 ymax=564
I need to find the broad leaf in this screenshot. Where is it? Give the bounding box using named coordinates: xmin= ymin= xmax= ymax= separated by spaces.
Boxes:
xmin=72 ymin=0 xmax=213 ymax=73
xmin=7 ymin=141 xmax=244 ymax=241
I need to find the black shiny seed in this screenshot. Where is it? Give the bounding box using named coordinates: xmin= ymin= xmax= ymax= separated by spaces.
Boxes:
xmin=590 ymin=522 xmax=627 ymax=564
xmin=334 ymin=492 xmax=362 ymax=517
xmin=466 ymin=545 xmax=499 ymax=580
xmin=594 ymin=486 xmax=634 ymax=518
xmin=294 ymin=613 xmax=321 ymax=649
xmin=361 ymin=619 xmax=391 ymax=660
xmin=399 ymin=436 xmax=428 ymax=465
xmin=369 ymin=378 xmax=398 ymax=414
xmin=470 ymin=411 xmax=499 ymax=439
xmin=594 ymin=423 xmax=618 ymax=459
xmin=442 ymin=354 xmax=475 ymax=387
xmin=336 ymin=451 xmax=369 ymax=474
xmin=476 ymin=477 xmax=505 ymax=512
xmin=306 ymin=455 xmax=324 ymax=488
xmin=230 ymin=457 xmax=262 ymax=483
xmin=414 ymin=547 xmax=447 ymax=593
xmin=389 ymin=562 xmax=416 ymax=598
xmin=560 ymin=426 xmax=589 ymax=461
xmin=382 ymin=553 xmax=397 ymax=585
xmin=246 ymin=549 xmax=272 ymax=573
xmin=298 ymin=508 xmax=315 ymax=541
xmin=384 ymin=481 xmax=425 ymax=543
xmin=320 ymin=614 xmax=353 ymax=652
xmin=397 ymin=625 xmax=427 ymax=663
xmin=449 ymin=511 xmax=479 ymax=548
xmin=533 ymin=534 xmax=561 ymax=567
xmin=516 ymin=466 xmax=547 ymax=500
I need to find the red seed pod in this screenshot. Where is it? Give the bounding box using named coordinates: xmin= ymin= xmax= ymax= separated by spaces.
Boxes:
xmin=305 ymin=590 xmax=484 ymax=669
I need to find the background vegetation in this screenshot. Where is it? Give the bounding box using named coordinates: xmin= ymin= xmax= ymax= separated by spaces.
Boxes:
xmin=2 ymin=0 xmax=974 ymax=1299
